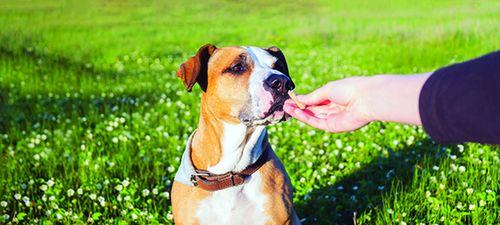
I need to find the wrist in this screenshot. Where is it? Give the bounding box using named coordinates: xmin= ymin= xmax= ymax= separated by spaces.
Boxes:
xmin=357 ymin=75 xmax=391 ymax=122
xmin=360 ymin=73 xmax=431 ymax=125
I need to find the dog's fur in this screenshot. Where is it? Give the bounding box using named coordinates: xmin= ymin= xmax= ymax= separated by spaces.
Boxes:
xmin=171 ymin=45 xmax=300 ymax=225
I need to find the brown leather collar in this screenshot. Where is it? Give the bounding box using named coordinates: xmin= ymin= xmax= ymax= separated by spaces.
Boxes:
xmin=190 ymin=142 xmax=270 ymax=192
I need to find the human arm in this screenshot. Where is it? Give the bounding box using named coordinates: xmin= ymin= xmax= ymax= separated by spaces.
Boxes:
xmin=284 ymin=51 xmax=500 ymax=144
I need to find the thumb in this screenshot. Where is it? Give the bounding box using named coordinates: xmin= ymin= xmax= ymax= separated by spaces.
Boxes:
xmin=296 ymin=84 xmax=332 ymax=106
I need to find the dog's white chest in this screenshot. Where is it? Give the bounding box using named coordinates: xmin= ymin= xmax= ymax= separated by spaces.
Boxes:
xmin=195 ymin=172 xmax=268 ymax=225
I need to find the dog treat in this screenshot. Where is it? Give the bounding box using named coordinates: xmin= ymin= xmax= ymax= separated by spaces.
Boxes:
xmin=288 ymin=90 xmax=305 ymax=109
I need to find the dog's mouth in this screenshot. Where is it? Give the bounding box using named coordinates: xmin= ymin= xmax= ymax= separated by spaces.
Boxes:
xmin=240 ymin=95 xmax=290 ymax=126
xmin=263 ymin=96 xmax=288 ymax=117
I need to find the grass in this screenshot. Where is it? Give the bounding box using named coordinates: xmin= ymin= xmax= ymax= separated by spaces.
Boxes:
xmin=0 ymin=0 xmax=499 ymax=224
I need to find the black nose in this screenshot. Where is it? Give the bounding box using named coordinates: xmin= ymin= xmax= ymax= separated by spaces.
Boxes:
xmin=265 ymin=74 xmax=294 ymax=94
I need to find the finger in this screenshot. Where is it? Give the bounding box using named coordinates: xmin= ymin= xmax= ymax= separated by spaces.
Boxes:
xmin=283 ymin=100 xmax=298 ymax=114
xmin=306 ymin=104 xmax=344 ymax=115
xmin=325 ymin=111 xmax=367 ymax=133
xmin=289 ymin=107 xmax=330 ymax=131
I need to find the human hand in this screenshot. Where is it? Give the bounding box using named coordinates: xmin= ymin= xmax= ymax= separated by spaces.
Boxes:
xmin=283 ymin=77 xmax=372 ymax=132
xmin=284 ymin=74 xmax=430 ymax=132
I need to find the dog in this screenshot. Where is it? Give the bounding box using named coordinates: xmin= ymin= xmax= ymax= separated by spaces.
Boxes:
xmin=171 ymin=44 xmax=300 ymax=225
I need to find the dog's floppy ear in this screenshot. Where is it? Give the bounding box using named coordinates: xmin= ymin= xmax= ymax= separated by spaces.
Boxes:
xmin=177 ymin=44 xmax=217 ymax=92
xmin=265 ymin=46 xmax=289 ymax=75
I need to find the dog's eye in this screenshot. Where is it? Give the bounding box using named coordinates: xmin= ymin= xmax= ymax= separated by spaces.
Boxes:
xmin=227 ymin=62 xmax=246 ymax=74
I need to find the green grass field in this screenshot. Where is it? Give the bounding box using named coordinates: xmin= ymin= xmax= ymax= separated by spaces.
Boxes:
xmin=0 ymin=0 xmax=499 ymax=224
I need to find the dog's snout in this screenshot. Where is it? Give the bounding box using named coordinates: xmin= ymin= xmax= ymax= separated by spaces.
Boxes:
xmin=265 ymin=74 xmax=294 ymax=94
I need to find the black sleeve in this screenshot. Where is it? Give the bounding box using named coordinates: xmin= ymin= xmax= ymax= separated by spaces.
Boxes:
xmin=419 ymin=51 xmax=500 ymax=145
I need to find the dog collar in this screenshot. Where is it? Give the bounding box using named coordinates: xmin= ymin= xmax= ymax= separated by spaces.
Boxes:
xmin=174 ymin=130 xmax=270 ymax=191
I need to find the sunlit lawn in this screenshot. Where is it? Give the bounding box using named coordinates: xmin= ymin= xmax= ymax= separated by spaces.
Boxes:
xmin=0 ymin=0 xmax=499 ymax=224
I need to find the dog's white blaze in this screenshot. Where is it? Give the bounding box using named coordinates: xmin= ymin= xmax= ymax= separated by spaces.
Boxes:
xmin=196 ymin=172 xmax=268 ymax=225
xmin=244 ymin=46 xmax=284 ymax=118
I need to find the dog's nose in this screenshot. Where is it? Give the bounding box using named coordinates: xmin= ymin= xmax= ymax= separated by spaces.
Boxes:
xmin=265 ymin=74 xmax=294 ymax=94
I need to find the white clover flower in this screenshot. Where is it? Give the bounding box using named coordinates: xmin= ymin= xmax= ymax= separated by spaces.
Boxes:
xmin=3 ymin=214 xmax=9 ymax=220
xmin=167 ymin=166 xmax=175 ymax=173
xmin=425 ymin=191 xmax=431 ymax=198
xmin=56 ymin=213 xmax=63 ymax=220
xmin=468 ymin=204 xmax=476 ymax=211
xmin=439 ymin=184 xmax=445 ymax=190
xmin=152 ymin=188 xmax=158 ymax=195
xmin=458 ymin=166 xmax=466 ymax=173
xmin=321 ymin=167 xmax=327 ymax=173
xmin=40 ymin=184 xmax=48 ymax=191
xmin=67 ymin=189 xmax=75 ymax=197
xmin=117 ymin=195 xmax=122 ymax=202
xmin=166 ymin=212 xmax=174 ymax=221
xmin=145 ymin=135 xmax=151 ymax=141
xmin=49 ymin=196 xmax=55 ymax=201
xmin=115 ymin=184 xmax=123 ymax=192
xmin=34 ymin=154 xmax=40 ymax=161
xmin=89 ymin=194 xmax=97 ymax=200
xmin=47 ymin=179 xmax=55 ymax=187
xmin=112 ymin=137 xmax=119 ymax=143
xmin=131 ymin=213 xmax=138 ymax=220
xmin=432 ymin=165 xmax=439 ymax=171
xmin=106 ymin=126 xmax=113 ymax=132
xmin=450 ymin=164 xmax=457 ymax=172
xmin=77 ymin=188 xmax=83 ymax=195
xmin=142 ymin=189 xmax=150 ymax=197
xmin=98 ymin=196 xmax=105 ymax=207
xmin=479 ymin=199 xmax=486 ymax=207
xmin=0 ymin=201 xmax=7 ymax=207
xmin=14 ymin=194 xmax=21 ymax=200
xmin=338 ymin=163 xmax=345 ymax=169
xmin=401 ymin=221 xmax=407 ymax=225
xmin=161 ymin=192 xmax=170 ymax=199
xmin=122 ymin=179 xmax=130 ymax=187
xmin=80 ymin=144 xmax=86 ymax=150
xmin=466 ymin=188 xmax=474 ymax=195
xmin=124 ymin=196 xmax=131 ymax=201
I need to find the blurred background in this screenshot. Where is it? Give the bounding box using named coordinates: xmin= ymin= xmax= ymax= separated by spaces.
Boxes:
xmin=0 ymin=0 xmax=498 ymax=224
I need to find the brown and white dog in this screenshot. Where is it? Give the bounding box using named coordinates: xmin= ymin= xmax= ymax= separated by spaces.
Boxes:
xmin=171 ymin=44 xmax=300 ymax=225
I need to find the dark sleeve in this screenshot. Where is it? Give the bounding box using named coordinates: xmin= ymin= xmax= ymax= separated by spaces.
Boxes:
xmin=419 ymin=51 xmax=500 ymax=145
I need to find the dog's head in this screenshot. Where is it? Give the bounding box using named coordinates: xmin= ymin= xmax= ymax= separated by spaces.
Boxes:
xmin=177 ymin=44 xmax=295 ymax=126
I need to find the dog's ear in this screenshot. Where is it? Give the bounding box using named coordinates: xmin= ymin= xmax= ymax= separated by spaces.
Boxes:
xmin=177 ymin=44 xmax=217 ymax=92
xmin=265 ymin=46 xmax=289 ymax=75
